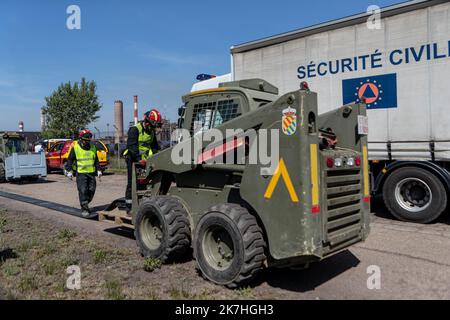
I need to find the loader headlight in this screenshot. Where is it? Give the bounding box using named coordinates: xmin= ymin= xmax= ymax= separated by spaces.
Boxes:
xmin=334 ymin=157 xmax=343 ymax=167
xmin=347 ymin=157 xmax=355 ymax=167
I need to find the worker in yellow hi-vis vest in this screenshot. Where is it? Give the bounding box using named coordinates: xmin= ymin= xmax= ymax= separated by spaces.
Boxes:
xmin=65 ymin=129 xmax=101 ymax=217
xmin=123 ymin=109 xmax=162 ymax=210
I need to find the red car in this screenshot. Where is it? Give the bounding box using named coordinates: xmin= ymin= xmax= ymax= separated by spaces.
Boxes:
xmin=46 ymin=140 xmax=109 ymax=172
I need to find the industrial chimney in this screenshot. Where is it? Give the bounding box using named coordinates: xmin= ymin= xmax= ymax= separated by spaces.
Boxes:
xmin=134 ymin=95 xmax=138 ymax=125
xmin=40 ymin=108 xmax=46 ymax=132
xmin=19 ymin=121 xmax=24 ymax=132
xmin=114 ymin=100 xmax=124 ymax=143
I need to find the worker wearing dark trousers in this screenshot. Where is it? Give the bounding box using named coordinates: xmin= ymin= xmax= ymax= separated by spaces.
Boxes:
xmin=66 ymin=129 xmax=102 ymax=217
xmin=124 ymin=109 xmax=161 ymax=211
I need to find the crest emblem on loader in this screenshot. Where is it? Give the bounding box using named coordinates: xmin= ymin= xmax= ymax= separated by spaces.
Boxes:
xmin=282 ymin=107 xmax=297 ymax=136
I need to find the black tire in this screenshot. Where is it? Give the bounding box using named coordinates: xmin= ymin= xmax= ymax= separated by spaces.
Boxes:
xmin=134 ymin=196 xmax=191 ymax=263
xmin=194 ymin=204 xmax=266 ymax=288
xmin=382 ymin=167 xmax=447 ymax=223
xmin=0 ymin=163 xmax=5 ymax=183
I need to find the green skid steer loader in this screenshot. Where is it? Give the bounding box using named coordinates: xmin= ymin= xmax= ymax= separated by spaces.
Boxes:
xmin=125 ymin=79 xmax=370 ymax=288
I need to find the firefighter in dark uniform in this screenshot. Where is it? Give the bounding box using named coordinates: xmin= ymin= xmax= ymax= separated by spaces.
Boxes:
xmin=65 ymin=129 xmax=101 ymax=217
xmin=124 ymin=109 xmax=162 ymax=210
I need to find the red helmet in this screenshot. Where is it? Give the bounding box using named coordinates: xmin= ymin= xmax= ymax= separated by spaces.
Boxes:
xmin=144 ymin=109 xmax=162 ymax=126
xmin=79 ymin=129 xmax=93 ymax=140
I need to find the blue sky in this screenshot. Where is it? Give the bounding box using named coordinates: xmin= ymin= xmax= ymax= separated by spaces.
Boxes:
xmin=0 ymin=0 xmax=402 ymax=132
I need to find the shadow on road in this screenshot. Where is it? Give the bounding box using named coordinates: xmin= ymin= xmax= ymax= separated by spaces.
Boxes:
xmin=104 ymin=226 xmax=134 ymax=239
xmin=259 ymin=250 xmax=360 ymax=292
xmin=370 ymin=195 xmax=392 ymax=220
xmin=436 ymin=213 xmax=450 ymax=224
xmin=10 ymin=179 xmax=57 ymax=185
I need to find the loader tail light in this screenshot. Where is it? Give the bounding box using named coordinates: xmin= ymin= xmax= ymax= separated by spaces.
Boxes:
xmin=363 ymin=196 xmax=371 ymax=203
xmin=311 ymin=204 xmax=321 ymax=214
xmin=326 ymin=157 xmax=334 ymax=168
xmin=355 ymin=157 xmax=361 ymax=167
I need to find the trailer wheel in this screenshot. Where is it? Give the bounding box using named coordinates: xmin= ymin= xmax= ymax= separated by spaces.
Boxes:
xmin=134 ymin=196 xmax=191 ymax=263
xmin=0 ymin=163 xmax=5 ymax=183
xmin=383 ymin=167 xmax=447 ymax=223
xmin=194 ymin=204 xmax=266 ymax=288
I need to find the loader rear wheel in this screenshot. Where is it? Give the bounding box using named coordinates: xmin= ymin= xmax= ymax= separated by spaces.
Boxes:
xmin=383 ymin=167 xmax=447 ymax=223
xmin=134 ymin=196 xmax=191 ymax=263
xmin=194 ymin=204 xmax=266 ymax=288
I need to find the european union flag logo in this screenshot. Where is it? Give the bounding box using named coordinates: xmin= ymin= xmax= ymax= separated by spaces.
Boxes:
xmin=342 ymin=73 xmax=398 ymax=109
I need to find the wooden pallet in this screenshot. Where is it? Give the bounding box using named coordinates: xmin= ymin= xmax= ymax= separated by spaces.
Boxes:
xmin=98 ymin=210 xmax=134 ymax=229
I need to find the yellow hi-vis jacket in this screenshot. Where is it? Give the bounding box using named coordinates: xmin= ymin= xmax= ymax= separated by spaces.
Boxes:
xmin=124 ymin=122 xmax=155 ymax=161
xmin=137 ymin=122 xmax=155 ymax=160
xmin=74 ymin=143 xmax=97 ymax=174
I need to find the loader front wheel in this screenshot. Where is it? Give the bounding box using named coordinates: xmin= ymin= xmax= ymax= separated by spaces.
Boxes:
xmin=135 ymin=196 xmax=191 ymax=263
xmin=194 ymin=204 xmax=266 ymax=288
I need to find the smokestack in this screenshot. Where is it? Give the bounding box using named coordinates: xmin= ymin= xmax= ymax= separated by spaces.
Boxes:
xmin=40 ymin=108 xmax=46 ymax=132
xmin=134 ymin=95 xmax=138 ymax=125
xmin=19 ymin=121 xmax=24 ymax=132
xmin=114 ymin=100 xmax=124 ymax=143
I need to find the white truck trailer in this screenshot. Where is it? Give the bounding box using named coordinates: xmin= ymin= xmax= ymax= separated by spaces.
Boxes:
xmin=226 ymin=0 xmax=450 ymax=223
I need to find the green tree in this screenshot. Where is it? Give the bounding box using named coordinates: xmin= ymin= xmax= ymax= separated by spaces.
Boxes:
xmin=42 ymin=78 xmax=102 ymax=138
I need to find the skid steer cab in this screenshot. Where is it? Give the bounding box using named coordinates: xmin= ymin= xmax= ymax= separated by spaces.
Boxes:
xmin=129 ymin=79 xmax=370 ymax=288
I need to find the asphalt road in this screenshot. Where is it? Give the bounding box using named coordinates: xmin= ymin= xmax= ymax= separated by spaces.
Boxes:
xmin=1 ymin=173 xmax=449 ymax=299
